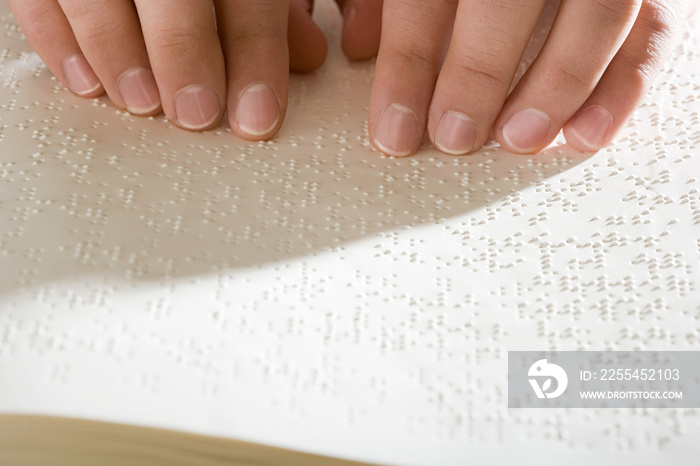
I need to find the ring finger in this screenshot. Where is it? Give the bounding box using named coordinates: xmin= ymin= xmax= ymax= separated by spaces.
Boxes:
xmin=56 ymin=0 xmax=160 ymax=115
xmin=494 ymin=0 xmax=642 ymax=154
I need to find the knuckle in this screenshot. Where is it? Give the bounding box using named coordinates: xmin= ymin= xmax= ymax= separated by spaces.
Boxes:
xmin=60 ymin=0 xmax=106 ymax=22
xmin=452 ymin=60 xmax=507 ymax=88
xmin=636 ymin=0 xmax=683 ymax=35
xmin=393 ymin=48 xmax=442 ymax=73
xmin=449 ymin=50 xmax=510 ymax=88
xmin=615 ymin=41 xmax=666 ymax=85
xmin=591 ymin=0 xmax=643 ymax=20
xmin=79 ymin=20 xmax=123 ymax=48
xmin=615 ymin=48 xmax=656 ymax=86
xmin=549 ymin=58 xmax=596 ymax=91
xmin=483 ymin=0 xmax=543 ymax=16
xmin=59 ymin=1 xmax=127 ymax=48
xmin=228 ymin=28 xmax=286 ymax=50
xmin=151 ymin=28 xmax=200 ymax=58
xmin=614 ymin=0 xmax=682 ymax=84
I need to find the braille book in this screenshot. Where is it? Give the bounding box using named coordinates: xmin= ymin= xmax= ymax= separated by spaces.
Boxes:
xmin=1 ymin=1 xmax=699 ymax=465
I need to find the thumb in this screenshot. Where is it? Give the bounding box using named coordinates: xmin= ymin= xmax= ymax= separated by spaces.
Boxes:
xmin=336 ymin=0 xmax=383 ymax=60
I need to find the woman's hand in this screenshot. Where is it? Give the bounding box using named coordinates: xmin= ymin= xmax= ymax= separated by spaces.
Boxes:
xmin=367 ymin=0 xmax=699 ymax=156
xmin=6 ymin=0 xmax=329 ymax=140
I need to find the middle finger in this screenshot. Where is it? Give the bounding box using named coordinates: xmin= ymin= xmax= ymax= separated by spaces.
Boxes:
xmin=427 ymin=0 xmax=546 ymax=155
xmin=134 ymin=0 xmax=227 ymax=131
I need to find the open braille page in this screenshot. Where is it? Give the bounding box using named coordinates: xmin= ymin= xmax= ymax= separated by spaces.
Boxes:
xmin=1 ymin=1 xmax=699 ymax=465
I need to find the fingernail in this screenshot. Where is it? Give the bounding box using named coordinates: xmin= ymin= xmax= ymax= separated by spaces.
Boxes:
xmin=374 ymin=103 xmax=419 ymax=157
xmin=117 ymin=68 xmax=161 ymax=115
xmin=434 ymin=111 xmax=477 ymax=155
xmin=61 ymin=54 xmax=101 ymax=96
xmin=566 ymin=105 xmax=612 ymax=151
xmin=236 ymin=82 xmax=280 ymax=137
xmin=502 ymin=108 xmax=550 ymax=153
xmin=174 ymin=85 xmax=221 ymax=130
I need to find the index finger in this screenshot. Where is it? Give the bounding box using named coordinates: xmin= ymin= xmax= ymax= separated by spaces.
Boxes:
xmin=134 ymin=0 xmax=226 ymax=131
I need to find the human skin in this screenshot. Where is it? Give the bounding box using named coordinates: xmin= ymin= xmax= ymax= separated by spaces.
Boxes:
xmin=5 ymin=0 xmax=380 ymax=141
xmin=367 ymin=0 xmax=699 ymax=156
xmin=6 ymin=0 xmax=698 ymax=155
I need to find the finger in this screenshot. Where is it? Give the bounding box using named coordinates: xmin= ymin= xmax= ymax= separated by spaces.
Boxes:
xmin=134 ymin=0 xmax=226 ymax=131
xmin=57 ymin=0 xmax=161 ymax=115
xmin=427 ymin=0 xmax=546 ymax=155
xmin=369 ymin=0 xmax=458 ymax=157
xmin=337 ymin=0 xmax=383 ymax=60
xmin=6 ymin=0 xmax=103 ymax=97
xmin=563 ymin=0 xmax=689 ymax=151
xmin=216 ymin=0 xmax=289 ymax=140
xmin=288 ymin=0 xmax=328 ymax=72
xmin=494 ymin=0 xmax=642 ymax=154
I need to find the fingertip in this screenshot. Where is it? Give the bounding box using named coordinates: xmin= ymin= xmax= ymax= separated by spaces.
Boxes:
xmin=173 ymin=85 xmax=223 ymax=131
xmin=61 ymin=54 xmax=104 ymax=98
xmin=431 ymin=111 xmax=478 ymax=155
xmin=288 ymin=2 xmax=328 ymax=72
xmin=341 ymin=0 xmax=381 ymax=61
xmin=498 ymin=108 xmax=551 ymax=154
xmin=117 ymin=68 xmax=162 ymax=116
xmin=563 ymin=105 xmax=613 ymax=153
xmin=232 ymin=81 xmax=282 ymax=141
xmin=372 ymin=103 xmax=421 ymax=157
xmin=289 ymin=34 xmax=327 ymax=73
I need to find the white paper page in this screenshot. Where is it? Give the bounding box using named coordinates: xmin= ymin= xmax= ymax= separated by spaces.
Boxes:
xmin=1 ymin=1 xmax=699 ymax=465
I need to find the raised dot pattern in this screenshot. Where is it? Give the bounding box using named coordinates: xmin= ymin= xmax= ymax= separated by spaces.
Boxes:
xmin=0 ymin=1 xmax=699 ymax=465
